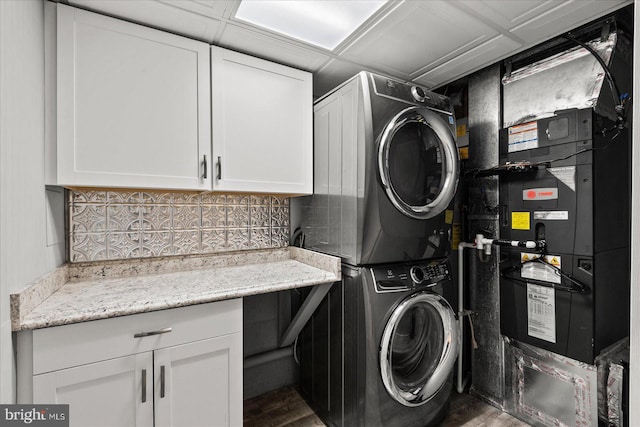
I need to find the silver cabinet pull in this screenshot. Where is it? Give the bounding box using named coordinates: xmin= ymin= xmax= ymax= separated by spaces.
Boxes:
xmin=160 ymin=365 xmax=166 ymax=398
xmin=203 ymin=155 xmax=208 ymax=179
xmin=217 ymin=156 xmax=222 ymax=180
xmin=141 ymin=369 xmax=147 ymax=403
xmin=133 ymin=327 xmax=172 ymax=338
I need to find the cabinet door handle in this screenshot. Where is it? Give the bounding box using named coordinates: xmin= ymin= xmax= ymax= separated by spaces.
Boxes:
xmin=217 ymin=156 xmax=222 ymax=180
xmin=141 ymin=369 xmax=147 ymax=403
xmin=160 ymin=365 xmax=166 ymax=399
xmin=133 ymin=327 xmax=172 ymax=338
xmin=203 ymin=155 xmax=208 ymax=179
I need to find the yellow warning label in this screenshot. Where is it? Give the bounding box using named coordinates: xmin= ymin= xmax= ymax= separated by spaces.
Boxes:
xmin=456 ymin=124 xmax=467 ymax=138
xmin=512 ymin=212 xmax=530 ymax=230
xmin=548 ymin=256 xmax=560 ymax=267
xmin=452 ymin=223 xmax=461 ymax=249
xmin=445 ymin=209 xmax=454 ymax=224
xmin=522 ymin=253 xmax=531 ymax=262
xmin=459 ymin=146 xmax=469 ymax=160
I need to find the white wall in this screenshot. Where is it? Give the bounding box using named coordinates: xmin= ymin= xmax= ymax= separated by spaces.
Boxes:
xmin=630 ymin=1 xmax=640 ymax=420
xmin=0 ymin=0 xmax=65 ymax=403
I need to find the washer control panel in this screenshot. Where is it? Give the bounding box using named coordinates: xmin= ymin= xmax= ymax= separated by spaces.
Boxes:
xmin=371 ymin=259 xmax=451 ymax=293
xmin=410 ymin=263 xmax=450 ymax=284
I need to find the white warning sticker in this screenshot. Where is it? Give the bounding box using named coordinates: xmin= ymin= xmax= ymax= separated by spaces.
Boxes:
xmin=508 ymin=122 xmax=538 ymax=152
xmin=527 ymin=283 xmax=556 ymax=343
xmin=533 ymin=211 xmax=569 ymax=220
xmin=521 ymin=253 xmax=561 ymax=284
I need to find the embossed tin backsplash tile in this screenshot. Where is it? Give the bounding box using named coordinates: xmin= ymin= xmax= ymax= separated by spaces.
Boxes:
xmin=69 ymin=190 xmax=289 ymax=262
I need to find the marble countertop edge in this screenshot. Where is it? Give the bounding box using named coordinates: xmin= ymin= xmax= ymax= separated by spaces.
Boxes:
xmin=18 ymin=273 xmax=339 ymax=331
xmin=12 ymin=248 xmax=341 ymax=332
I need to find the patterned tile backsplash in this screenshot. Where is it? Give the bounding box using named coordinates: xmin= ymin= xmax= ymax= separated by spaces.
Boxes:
xmin=69 ymin=190 xmax=289 ymax=262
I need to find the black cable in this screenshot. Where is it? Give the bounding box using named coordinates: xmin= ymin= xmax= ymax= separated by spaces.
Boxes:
xmin=466 ymin=142 xmax=612 ymax=177
xmin=561 ymin=33 xmax=626 ymax=130
xmin=540 ymin=144 xmax=610 ymax=166
xmin=562 ymin=34 xmax=621 ymax=108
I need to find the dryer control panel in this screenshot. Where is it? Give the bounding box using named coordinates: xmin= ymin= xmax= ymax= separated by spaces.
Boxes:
xmin=369 ymin=73 xmax=452 ymax=113
xmin=371 ymin=259 xmax=451 ymax=293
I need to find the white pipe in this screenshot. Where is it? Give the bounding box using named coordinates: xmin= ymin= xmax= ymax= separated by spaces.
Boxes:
xmin=457 ymin=241 xmax=475 ymax=393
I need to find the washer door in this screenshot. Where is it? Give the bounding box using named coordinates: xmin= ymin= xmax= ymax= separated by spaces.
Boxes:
xmin=379 ymin=292 xmax=459 ymax=407
xmin=378 ymin=107 xmax=459 ymax=220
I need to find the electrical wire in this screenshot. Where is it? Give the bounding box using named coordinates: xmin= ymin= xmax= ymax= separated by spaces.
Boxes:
xmin=562 ymin=33 xmax=621 ymax=108
xmin=466 ymin=138 xmax=613 ymax=178
xmin=561 ymin=31 xmax=627 ymax=133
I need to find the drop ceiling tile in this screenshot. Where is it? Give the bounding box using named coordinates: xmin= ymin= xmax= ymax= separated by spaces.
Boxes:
xmin=218 ymin=23 xmax=330 ymax=71
xmin=69 ymin=0 xmax=221 ymax=42
xmin=340 ymin=1 xmax=499 ymax=77
xmin=413 ymin=35 xmax=521 ymax=89
xmin=510 ymin=0 xmax=632 ymax=43
xmin=159 ymin=0 xmax=229 ymax=19
xmin=452 ymin=0 xmax=560 ymax=31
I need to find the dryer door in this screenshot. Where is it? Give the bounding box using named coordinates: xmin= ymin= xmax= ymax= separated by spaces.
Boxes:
xmin=378 ymin=107 xmax=459 ymax=219
xmin=379 ymin=291 xmax=459 ymax=407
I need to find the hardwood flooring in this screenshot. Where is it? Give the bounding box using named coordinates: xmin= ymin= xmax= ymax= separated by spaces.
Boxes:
xmin=244 ymin=386 xmax=531 ymax=427
xmin=244 ymin=386 xmax=325 ymax=427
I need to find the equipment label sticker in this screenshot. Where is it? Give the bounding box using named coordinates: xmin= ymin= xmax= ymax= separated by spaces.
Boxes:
xmin=527 ymin=283 xmax=556 ymax=343
xmin=534 ymin=211 xmax=569 ymax=220
xmin=508 ymin=121 xmax=538 ymax=152
xmin=511 ymin=212 xmax=530 ymax=230
xmin=523 ymin=188 xmax=558 ymax=200
xmin=521 ymin=253 xmax=561 ymax=284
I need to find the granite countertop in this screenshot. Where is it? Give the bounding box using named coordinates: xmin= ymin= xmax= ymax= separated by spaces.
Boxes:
xmin=11 ymin=247 xmax=340 ymax=331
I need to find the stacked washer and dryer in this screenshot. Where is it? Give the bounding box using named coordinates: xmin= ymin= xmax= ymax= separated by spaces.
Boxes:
xmin=298 ymin=72 xmax=461 ymax=426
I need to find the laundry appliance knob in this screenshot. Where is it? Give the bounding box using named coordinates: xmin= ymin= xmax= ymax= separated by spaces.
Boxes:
xmin=411 ymin=86 xmax=426 ymax=102
xmin=410 ymin=265 xmax=425 ymax=284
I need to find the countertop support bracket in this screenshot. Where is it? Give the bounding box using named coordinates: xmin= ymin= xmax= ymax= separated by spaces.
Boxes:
xmin=279 ymin=282 xmax=333 ymax=348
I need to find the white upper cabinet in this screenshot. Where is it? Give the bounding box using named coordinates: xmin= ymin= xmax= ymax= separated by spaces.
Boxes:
xmin=53 ymin=4 xmax=212 ymax=190
xmin=211 ymin=47 xmax=313 ymax=195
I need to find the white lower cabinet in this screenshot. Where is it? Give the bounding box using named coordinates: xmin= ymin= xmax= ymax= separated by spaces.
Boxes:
xmin=34 ymin=353 xmax=154 ymax=427
xmin=154 ymin=335 xmax=242 ymax=427
xmin=18 ymin=300 xmax=242 ymax=427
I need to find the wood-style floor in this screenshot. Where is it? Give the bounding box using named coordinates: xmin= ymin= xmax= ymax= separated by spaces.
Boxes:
xmin=244 ymin=386 xmax=325 ymax=427
xmin=244 ymin=386 xmax=531 ymax=427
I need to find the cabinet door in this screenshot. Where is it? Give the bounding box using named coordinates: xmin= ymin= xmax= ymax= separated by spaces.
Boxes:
xmin=154 ymin=333 xmax=243 ymax=427
xmin=211 ymin=47 xmax=312 ymax=195
xmin=33 ymin=352 xmax=153 ymax=427
xmin=56 ymin=4 xmax=211 ymax=190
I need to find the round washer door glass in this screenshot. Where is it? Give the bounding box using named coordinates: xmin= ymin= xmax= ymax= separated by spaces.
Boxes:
xmin=379 ymin=292 xmax=459 ymax=407
xmin=378 ymin=107 xmax=458 ymax=219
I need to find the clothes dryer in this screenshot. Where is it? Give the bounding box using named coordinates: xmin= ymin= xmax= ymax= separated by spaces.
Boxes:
xmin=299 ymin=258 xmax=459 ymax=426
xmin=300 ymin=72 xmax=459 ymax=265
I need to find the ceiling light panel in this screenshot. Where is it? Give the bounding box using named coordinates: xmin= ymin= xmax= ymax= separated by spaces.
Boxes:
xmin=234 ymin=0 xmax=387 ymax=50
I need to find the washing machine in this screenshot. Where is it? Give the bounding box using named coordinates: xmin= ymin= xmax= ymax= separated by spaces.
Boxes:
xmin=299 ymin=72 xmax=459 ymax=265
xmin=299 ymin=258 xmax=459 ymax=427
